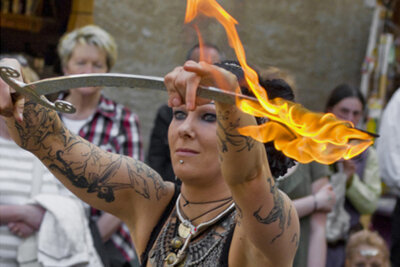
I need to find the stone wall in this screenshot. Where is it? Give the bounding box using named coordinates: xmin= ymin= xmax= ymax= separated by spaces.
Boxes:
xmin=93 ymin=0 xmax=374 ymax=152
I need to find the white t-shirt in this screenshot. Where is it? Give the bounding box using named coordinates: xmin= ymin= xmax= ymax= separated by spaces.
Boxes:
xmin=377 ymin=89 xmax=400 ymax=195
xmin=62 ymin=117 xmax=90 ymax=135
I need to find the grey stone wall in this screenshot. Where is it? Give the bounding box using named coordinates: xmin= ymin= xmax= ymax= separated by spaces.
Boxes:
xmin=93 ymin=0 xmax=374 ymax=153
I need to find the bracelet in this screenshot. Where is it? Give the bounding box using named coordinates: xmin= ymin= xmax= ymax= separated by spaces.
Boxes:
xmin=313 ymin=194 xmax=318 ymax=212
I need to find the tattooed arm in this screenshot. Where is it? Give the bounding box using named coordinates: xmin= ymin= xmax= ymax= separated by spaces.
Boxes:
xmin=215 ymin=99 xmax=299 ymax=266
xmin=165 ymin=61 xmax=299 ymax=266
xmin=0 ymin=59 xmax=174 ymax=240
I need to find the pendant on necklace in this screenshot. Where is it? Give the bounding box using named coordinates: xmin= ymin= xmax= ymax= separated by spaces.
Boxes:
xmin=178 ymin=223 xmax=191 ymax=239
xmin=164 ymin=252 xmax=177 ymax=266
xmin=171 ymin=237 xmax=183 ymax=249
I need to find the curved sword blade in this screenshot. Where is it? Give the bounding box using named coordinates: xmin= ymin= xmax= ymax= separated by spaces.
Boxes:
xmin=25 ymin=73 xmax=259 ymax=106
xmin=0 ymin=68 xmax=259 ymax=113
xmin=29 ymin=73 xmax=166 ymax=95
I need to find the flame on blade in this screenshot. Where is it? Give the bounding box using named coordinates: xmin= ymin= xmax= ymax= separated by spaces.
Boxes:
xmin=185 ymin=0 xmax=374 ymax=164
xmin=194 ymin=25 xmax=208 ymax=63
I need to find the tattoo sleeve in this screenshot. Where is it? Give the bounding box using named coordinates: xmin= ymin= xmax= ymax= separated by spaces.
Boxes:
xmin=11 ymin=101 xmax=167 ymax=203
xmin=253 ymin=178 xmax=286 ymax=243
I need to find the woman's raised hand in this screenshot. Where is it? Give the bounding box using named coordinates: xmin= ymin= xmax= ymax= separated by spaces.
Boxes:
xmin=164 ymin=61 xmax=239 ymax=111
xmin=314 ymin=183 xmax=336 ymax=213
xmin=0 ymin=58 xmax=25 ymax=122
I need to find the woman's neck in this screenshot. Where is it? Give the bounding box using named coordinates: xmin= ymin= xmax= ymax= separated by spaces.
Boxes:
xmin=179 ymin=178 xmax=233 ymax=225
xmin=64 ymin=90 xmax=101 ymax=120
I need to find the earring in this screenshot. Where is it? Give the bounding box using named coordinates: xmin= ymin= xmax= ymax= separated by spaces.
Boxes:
xmin=179 ymin=160 xmax=184 ymax=164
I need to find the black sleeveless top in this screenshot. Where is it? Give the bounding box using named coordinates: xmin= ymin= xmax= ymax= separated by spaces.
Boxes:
xmin=140 ymin=185 xmax=235 ymax=267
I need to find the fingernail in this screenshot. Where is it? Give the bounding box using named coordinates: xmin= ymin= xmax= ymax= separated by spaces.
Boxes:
xmin=16 ymin=112 xmax=23 ymax=122
xmin=185 ymin=61 xmax=196 ymax=67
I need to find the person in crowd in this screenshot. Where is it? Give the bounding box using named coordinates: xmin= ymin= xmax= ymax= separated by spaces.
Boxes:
xmin=324 ymin=84 xmax=382 ymax=267
xmin=267 ymin=67 xmax=336 ymax=267
xmin=344 ymin=230 xmax=390 ymax=267
xmin=146 ymin=43 xmax=221 ymax=182
xmin=376 ymin=87 xmax=400 ymax=267
xmin=0 ymin=55 xmax=101 ymax=267
xmin=0 ymin=57 xmax=300 ymax=266
xmin=280 ymin=163 xmax=335 ymax=267
xmin=56 ymin=25 xmax=142 ymax=266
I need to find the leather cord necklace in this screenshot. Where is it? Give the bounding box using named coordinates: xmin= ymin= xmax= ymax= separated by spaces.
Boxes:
xmin=181 ymin=193 xmax=233 ymax=207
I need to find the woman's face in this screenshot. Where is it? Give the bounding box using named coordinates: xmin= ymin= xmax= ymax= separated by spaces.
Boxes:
xmin=63 ymin=43 xmax=108 ymax=96
xmin=328 ymin=97 xmax=363 ymax=126
xmin=168 ymin=104 xmax=220 ymax=182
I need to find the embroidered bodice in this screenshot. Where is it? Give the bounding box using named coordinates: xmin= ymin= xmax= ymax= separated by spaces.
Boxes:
xmin=147 ymin=206 xmax=236 ymax=267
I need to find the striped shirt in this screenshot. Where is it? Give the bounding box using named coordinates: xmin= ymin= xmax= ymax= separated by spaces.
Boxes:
xmin=0 ymin=137 xmax=67 ymax=266
xmin=60 ymin=94 xmax=143 ymax=262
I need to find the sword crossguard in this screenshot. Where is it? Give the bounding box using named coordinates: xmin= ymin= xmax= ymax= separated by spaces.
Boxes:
xmin=0 ymin=66 xmax=76 ymax=113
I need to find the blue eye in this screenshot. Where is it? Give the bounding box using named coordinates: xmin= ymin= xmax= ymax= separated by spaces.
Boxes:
xmin=202 ymin=113 xmax=216 ymax=122
xmin=173 ymin=110 xmax=187 ymax=120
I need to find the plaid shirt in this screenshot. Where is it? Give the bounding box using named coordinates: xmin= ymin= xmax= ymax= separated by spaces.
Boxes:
xmin=60 ymin=94 xmax=143 ymax=262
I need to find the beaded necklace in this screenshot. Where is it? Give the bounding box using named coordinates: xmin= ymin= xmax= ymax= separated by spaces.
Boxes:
xmin=163 ymin=194 xmax=235 ymax=266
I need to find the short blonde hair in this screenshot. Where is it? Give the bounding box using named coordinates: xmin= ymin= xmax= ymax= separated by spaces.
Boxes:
xmin=57 ymin=25 xmax=117 ymax=71
xmin=345 ymin=230 xmax=390 ymax=266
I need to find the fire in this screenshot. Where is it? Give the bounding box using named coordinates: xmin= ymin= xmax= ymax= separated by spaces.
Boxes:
xmin=185 ymin=0 xmax=374 ymax=164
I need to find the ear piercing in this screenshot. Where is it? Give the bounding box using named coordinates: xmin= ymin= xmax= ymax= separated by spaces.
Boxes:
xmin=179 ymin=160 xmax=184 ymax=164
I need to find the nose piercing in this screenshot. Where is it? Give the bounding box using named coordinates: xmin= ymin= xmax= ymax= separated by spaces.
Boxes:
xmin=179 ymin=160 xmax=184 ymax=164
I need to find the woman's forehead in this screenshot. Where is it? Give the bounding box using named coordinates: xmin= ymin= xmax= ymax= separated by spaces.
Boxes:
xmin=173 ymin=103 xmax=215 ymax=111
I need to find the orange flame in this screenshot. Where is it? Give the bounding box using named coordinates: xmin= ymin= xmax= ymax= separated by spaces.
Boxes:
xmin=185 ymin=0 xmax=374 ymax=164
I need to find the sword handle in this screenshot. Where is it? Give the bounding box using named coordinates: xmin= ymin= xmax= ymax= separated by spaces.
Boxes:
xmin=0 ymin=66 xmax=76 ymax=113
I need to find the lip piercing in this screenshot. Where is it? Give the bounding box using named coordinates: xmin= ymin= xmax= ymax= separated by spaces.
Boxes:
xmin=179 ymin=160 xmax=184 ymax=164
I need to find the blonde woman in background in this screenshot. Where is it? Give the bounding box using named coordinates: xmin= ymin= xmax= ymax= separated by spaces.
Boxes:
xmin=57 ymin=25 xmax=143 ymax=267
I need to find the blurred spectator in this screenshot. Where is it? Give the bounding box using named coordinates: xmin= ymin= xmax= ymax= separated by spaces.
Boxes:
xmin=57 ymin=25 xmax=142 ymax=267
xmin=272 ymin=67 xmax=336 ymax=267
xmin=345 ymin=230 xmax=390 ymax=267
xmin=324 ymin=84 xmax=382 ymax=267
xmin=376 ymin=88 xmax=400 ymax=267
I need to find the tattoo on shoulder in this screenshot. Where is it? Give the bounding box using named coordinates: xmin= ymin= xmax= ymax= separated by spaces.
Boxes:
xmin=253 ymin=178 xmax=286 ymax=243
xmin=291 ymin=232 xmax=299 ymax=248
xmin=126 ymin=160 xmax=168 ymax=201
xmin=287 ymin=204 xmax=292 ymax=227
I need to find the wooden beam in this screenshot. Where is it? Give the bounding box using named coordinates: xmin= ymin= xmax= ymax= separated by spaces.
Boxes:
xmin=67 ymin=0 xmax=94 ymax=32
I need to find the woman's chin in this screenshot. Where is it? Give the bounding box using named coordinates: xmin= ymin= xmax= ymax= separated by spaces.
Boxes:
xmin=74 ymin=87 xmax=102 ymax=96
